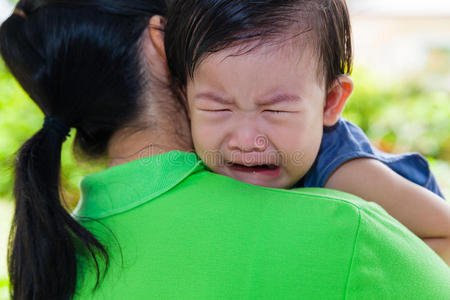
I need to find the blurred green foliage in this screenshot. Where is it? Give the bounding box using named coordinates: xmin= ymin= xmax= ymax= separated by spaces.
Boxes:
xmin=0 ymin=278 xmax=8 ymax=300
xmin=344 ymin=69 xmax=450 ymax=161
xmin=1 ymin=60 xmax=449 ymax=204
xmin=0 ymin=60 xmax=104 ymax=208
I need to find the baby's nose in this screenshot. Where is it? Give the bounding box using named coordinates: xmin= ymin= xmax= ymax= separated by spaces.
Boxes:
xmin=227 ymin=125 xmax=268 ymax=152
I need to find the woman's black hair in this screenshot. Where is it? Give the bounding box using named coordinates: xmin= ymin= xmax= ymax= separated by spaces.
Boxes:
xmin=165 ymin=0 xmax=352 ymax=91
xmin=0 ymin=0 xmax=167 ymax=299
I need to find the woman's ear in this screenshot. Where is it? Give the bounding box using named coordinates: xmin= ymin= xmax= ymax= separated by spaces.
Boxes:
xmin=143 ymin=15 xmax=170 ymax=84
xmin=149 ymin=15 xmax=166 ymax=60
xmin=323 ymin=75 xmax=354 ymax=126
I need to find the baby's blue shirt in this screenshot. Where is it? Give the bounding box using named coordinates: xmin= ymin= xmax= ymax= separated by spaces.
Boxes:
xmin=296 ymin=118 xmax=444 ymax=199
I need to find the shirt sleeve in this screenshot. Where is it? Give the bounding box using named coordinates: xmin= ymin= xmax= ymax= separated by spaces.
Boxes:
xmin=345 ymin=201 xmax=450 ymax=299
xmin=300 ymin=118 xmax=445 ymax=199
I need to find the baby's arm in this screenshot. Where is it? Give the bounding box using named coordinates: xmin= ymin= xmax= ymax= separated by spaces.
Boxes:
xmin=325 ymin=158 xmax=450 ymax=266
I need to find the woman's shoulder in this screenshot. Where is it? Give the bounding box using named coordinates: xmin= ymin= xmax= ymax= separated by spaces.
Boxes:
xmin=74 ymin=169 xmax=450 ymax=299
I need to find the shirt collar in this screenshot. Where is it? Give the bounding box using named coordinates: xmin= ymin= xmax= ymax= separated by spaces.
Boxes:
xmin=72 ymin=151 xmax=204 ymax=219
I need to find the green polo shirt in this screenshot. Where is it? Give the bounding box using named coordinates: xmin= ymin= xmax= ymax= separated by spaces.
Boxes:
xmin=73 ymin=151 xmax=450 ymax=299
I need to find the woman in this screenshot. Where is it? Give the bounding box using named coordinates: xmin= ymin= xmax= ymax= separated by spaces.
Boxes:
xmin=1 ymin=0 xmax=449 ymax=299
xmin=1 ymin=0 xmax=190 ymax=298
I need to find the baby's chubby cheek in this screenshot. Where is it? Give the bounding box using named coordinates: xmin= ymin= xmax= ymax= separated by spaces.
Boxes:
xmin=280 ymin=151 xmax=317 ymax=188
xmin=190 ymin=125 xmax=223 ymax=167
xmin=276 ymin=134 xmax=323 ymax=188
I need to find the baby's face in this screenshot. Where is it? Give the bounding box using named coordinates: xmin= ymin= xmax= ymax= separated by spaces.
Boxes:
xmin=186 ymin=43 xmax=326 ymax=188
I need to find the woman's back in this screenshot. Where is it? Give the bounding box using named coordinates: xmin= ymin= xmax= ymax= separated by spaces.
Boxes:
xmin=74 ymin=151 xmax=450 ymax=299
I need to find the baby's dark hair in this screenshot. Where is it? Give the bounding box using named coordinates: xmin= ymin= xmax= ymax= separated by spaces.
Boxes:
xmin=0 ymin=0 xmax=167 ymax=299
xmin=165 ymin=0 xmax=352 ymax=91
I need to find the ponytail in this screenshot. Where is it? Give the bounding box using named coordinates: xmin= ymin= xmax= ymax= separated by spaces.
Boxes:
xmin=11 ymin=119 xmax=108 ymax=299
xmin=1 ymin=0 xmax=167 ymax=298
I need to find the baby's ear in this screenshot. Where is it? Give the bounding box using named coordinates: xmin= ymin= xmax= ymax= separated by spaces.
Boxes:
xmin=323 ymin=75 xmax=354 ymax=126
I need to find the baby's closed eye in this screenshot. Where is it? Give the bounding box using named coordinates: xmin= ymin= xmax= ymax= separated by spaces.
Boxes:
xmin=263 ymin=109 xmax=297 ymax=114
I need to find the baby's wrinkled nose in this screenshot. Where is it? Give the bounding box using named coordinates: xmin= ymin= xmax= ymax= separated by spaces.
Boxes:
xmin=227 ymin=123 xmax=268 ymax=152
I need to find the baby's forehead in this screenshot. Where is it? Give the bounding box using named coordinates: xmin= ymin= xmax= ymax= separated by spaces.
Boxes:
xmin=195 ymin=34 xmax=324 ymax=82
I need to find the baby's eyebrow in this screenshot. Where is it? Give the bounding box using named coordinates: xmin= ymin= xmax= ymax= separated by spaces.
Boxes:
xmin=255 ymin=93 xmax=302 ymax=106
xmin=194 ymin=92 xmax=234 ymax=105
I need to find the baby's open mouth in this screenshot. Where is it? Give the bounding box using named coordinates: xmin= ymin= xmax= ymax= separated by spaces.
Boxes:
xmin=231 ymin=163 xmax=278 ymax=169
xmin=228 ymin=163 xmax=281 ymax=175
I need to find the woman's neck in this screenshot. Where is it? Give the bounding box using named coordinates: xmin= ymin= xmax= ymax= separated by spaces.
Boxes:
xmin=107 ymin=109 xmax=193 ymax=168
xmin=108 ymin=130 xmax=188 ymax=167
